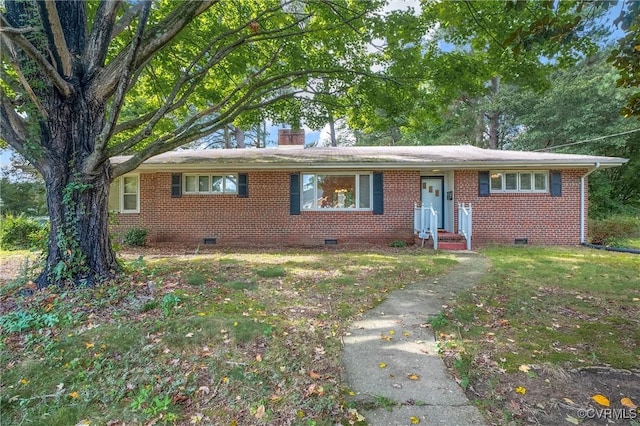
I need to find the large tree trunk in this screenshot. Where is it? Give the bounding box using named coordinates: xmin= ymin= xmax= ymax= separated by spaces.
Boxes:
xmin=37 ymin=163 xmax=118 ymax=288
xmin=34 ymin=85 xmax=118 ymax=288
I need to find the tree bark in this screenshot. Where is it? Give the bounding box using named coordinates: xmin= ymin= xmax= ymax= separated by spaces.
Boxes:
xmin=234 ymin=126 xmax=245 ymax=148
xmin=328 ymin=110 xmax=337 ymax=147
xmin=37 ymin=162 xmax=118 ymax=288
xmin=486 ymin=76 xmax=500 ymax=150
xmin=33 ymin=79 xmax=118 ymax=288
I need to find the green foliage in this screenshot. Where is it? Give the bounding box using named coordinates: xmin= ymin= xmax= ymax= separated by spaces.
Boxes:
xmin=0 ymin=307 xmax=77 ymax=334
xmin=0 ymin=214 xmax=47 ymax=250
xmin=255 ymin=266 xmax=286 ymax=278
xmin=0 ymin=176 xmax=47 ymax=216
xmin=388 ymin=240 xmax=408 ymax=248
xmin=589 ymin=215 xmax=640 ymax=245
xmin=429 ymin=312 xmax=448 ymax=330
xmin=123 ymin=227 xmax=148 ymax=247
xmin=161 ymin=293 xmax=180 ymax=316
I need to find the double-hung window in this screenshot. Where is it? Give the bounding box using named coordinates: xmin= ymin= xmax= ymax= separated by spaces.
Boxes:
xmin=490 ymin=171 xmax=548 ymax=193
xmin=301 ymin=173 xmax=372 ymax=210
xmin=183 ymin=174 xmax=238 ymax=194
xmin=109 ymin=175 xmax=139 ymax=213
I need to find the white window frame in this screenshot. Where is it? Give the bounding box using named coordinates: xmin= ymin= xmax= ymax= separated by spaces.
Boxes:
xmin=490 ymin=171 xmax=548 ymax=193
xmin=183 ymin=173 xmax=238 ymax=194
xmin=301 ymin=172 xmax=373 ymax=211
xmin=110 ymin=174 xmax=140 ymax=213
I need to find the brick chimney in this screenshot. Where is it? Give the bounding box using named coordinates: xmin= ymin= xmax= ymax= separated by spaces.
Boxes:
xmin=278 ymin=128 xmax=305 ymax=147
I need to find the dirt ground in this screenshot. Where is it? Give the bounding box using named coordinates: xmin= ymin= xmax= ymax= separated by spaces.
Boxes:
xmin=462 ymin=361 xmax=640 ymax=425
xmin=2 ymin=248 xmax=639 ymax=425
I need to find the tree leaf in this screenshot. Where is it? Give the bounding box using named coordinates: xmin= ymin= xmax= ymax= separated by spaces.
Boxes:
xmin=254 ymin=404 xmax=265 ymax=419
xmin=621 ymin=397 xmax=637 ymax=409
xmin=565 ymin=415 xmax=579 ymax=425
xmin=410 ymin=416 xmax=420 ymax=424
xmin=518 ymin=364 xmax=531 ymax=373
xmin=592 ymin=394 xmax=610 ymax=407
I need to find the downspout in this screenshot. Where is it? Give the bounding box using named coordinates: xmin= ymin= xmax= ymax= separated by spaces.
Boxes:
xmin=580 ymin=162 xmax=600 ymax=244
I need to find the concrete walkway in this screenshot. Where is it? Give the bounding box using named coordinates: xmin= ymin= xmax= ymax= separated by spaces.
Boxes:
xmin=342 ymin=252 xmax=489 ymax=425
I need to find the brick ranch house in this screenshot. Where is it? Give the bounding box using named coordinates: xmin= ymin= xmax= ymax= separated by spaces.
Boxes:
xmin=109 ymin=135 xmax=627 ymax=248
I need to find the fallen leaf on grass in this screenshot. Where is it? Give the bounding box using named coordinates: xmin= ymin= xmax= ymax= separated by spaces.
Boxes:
xmin=255 ymin=353 xmax=262 ymax=362
xmin=309 ymin=370 xmax=321 ymax=379
xmin=621 ymin=397 xmax=637 ymax=409
xmin=69 ymin=391 xmax=79 ymax=399
xmin=592 ymin=394 xmax=610 ymax=407
xmin=518 ymin=364 xmax=531 ymax=373
xmin=85 ymin=342 xmax=94 ymax=349
xmin=565 ymin=415 xmax=580 ymax=425
xmin=515 ymin=386 xmax=526 ymax=395
xmin=254 ymin=404 xmax=265 ymax=419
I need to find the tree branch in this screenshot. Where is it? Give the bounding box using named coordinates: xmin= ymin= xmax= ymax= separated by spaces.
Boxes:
xmin=0 ymin=95 xmax=28 ymax=154
xmin=111 ymin=1 xmax=142 ymax=39
xmin=84 ymin=1 xmax=152 ymax=175
xmin=90 ymin=0 xmax=216 ymax=101
xmin=42 ymin=1 xmax=73 ymax=77
xmin=0 ymin=38 xmax=48 ymax=118
xmin=84 ymin=0 xmax=122 ymax=79
xmin=0 ymin=15 xmax=73 ymax=97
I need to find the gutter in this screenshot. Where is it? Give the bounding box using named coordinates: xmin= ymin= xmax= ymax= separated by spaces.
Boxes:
xmin=580 ymin=163 xmax=600 ymax=244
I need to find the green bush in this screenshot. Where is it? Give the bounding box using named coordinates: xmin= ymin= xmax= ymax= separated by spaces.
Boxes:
xmin=0 ymin=215 xmax=47 ymax=250
xmin=389 ymin=240 xmax=408 ymax=248
xmin=123 ymin=227 xmax=148 ymax=246
xmin=589 ymin=215 xmax=640 ymax=245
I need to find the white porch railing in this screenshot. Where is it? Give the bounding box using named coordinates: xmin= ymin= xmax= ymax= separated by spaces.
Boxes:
xmin=458 ymin=202 xmax=472 ymax=250
xmin=414 ymin=203 xmax=438 ymax=249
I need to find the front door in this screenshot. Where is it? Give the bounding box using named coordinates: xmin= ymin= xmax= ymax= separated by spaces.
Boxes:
xmin=421 ymin=177 xmax=444 ymax=229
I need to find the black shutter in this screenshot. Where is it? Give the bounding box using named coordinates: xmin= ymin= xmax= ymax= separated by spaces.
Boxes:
xmin=171 ymin=173 xmax=182 ymax=198
xmin=372 ymin=172 xmax=384 ymax=215
xmin=238 ymin=173 xmax=248 ymax=198
xmin=550 ymin=171 xmax=562 ymax=197
xmin=478 ymin=171 xmax=490 ymax=197
xmin=290 ymin=173 xmax=301 ymax=215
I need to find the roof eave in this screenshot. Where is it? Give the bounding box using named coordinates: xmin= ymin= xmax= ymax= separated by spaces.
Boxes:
xmin=129 ymin=159 xmax=628 ymax=172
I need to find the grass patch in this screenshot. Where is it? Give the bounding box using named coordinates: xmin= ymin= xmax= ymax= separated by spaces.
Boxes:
xmin=255 ymin=265 xmax=286 ymax=278
xmin=0 ymin=247 xmax=455 ymax=425
xmin=435 ymin=246 xmax=640 ymax=424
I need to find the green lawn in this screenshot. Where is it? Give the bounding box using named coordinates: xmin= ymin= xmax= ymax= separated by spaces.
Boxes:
xmin=0 ymin=248 xmax=457 ymax=425
xmin=433 ymin=246 xmax=640 ymax=424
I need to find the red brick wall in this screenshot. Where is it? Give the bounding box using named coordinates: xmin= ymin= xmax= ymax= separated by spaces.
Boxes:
xmin=111 ymin=170 xmax=420 ymax=246
xmin=111 ymin=168 xmax=588 ymax=247
xmin=453 ymin=169 xmax=587 ymax=245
